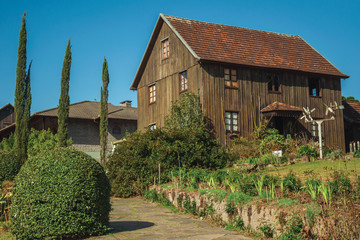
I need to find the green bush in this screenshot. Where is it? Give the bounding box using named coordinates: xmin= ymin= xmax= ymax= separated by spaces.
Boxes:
xmin=0 ymin=151 xmax=20 ymax=183
xmin=10 ymin=148 xmax=111 ymax=239
xmin=283 ymin=172 xmax=302 ymax=194
xmin=297 ymin=144 xmax=318 ymax=158
xmin=107 ymin=128 xmax=229 ymax=197
xmin=0 ymin=129 xmax=72 ymax=157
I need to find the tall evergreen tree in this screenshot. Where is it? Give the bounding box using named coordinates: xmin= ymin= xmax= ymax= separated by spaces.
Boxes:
xmin=14 ymin=13 xmax=31 ymax=163
xmin=57 ymin=40 xmax=72 ymax=147
xmin=100 ymin=58 xmax=109 ymax=164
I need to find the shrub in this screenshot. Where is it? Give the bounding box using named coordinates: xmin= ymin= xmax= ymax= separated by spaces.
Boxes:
xmin=283 ymin=172 xmax=302 ymax=194
xmin=330 ymin=171 xmax=352 ymax=196
xmin=280 ymin=214 xmax=304 ymax=240
xmin=0 ymin=151 xmax=20 ymax=183
xmin=297 ymin=144 xmax=318 ymax=158
xmin=107 ymin=127 xmax=229 ymax=197
xmin=11 ymin=148 xmax=111 ymax=239
xmin=353 ymin=150 xmax=360 ymax=158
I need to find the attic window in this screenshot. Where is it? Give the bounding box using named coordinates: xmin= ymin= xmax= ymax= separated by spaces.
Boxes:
xmin=149 ymin=84 xmax=156 ymax=104
xmin=162 ymin=38 xmax=169 ymax=59
xmin=224 ymin=68 xmax=238 ymax=88
xmin=267 ymin=74 xmax=280 ymax=93
xmin=309 ymin=78 xmax=321 ymax=97
xmin=179 ymin=71 xmax=188 ymax=92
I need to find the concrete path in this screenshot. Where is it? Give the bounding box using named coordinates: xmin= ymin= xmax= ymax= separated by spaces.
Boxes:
xmin=88 ymin=198 xmax=253 ymax=240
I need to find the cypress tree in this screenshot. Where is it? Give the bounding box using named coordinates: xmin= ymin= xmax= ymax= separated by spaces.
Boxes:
xmin=100 ymin=58 xmax=109 ymax=164
xmin=14 ymin=13 xmax=30 ymax=163
xmin=57 ymin=40 xmax=72 ymax=147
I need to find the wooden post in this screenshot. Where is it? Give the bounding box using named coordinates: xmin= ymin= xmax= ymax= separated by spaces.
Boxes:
xmin=350 ymin=143 xmax=354 ymax=153
xmin=316 ymin=120 xmax=324 ymax=159
xmin=357 ymin=141 xmax=360 ymax=151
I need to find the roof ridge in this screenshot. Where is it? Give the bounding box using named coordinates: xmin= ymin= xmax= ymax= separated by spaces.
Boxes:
xmin=162 ymin=14 xmax=299 ymax=38
xmin=0 ymin=103 xmax=13 ymax=111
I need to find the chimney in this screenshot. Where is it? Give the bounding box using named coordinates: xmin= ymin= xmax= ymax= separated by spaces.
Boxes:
xmin=120 ymin=100 xmax=132 ymax=108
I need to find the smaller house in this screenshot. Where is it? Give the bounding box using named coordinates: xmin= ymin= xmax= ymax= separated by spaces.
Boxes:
xmin=343 ymin=101 xmax=360 ymax=152
xmin=0 ymin=103 xmax=15 ymax=130
xmin=0 ymin=100 xmax=137 ymax=160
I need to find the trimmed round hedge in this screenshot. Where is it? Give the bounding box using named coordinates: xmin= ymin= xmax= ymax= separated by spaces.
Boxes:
xmin=0 ymin=151 xmax=20 ymax=183
xmin=10 ymin=148 xmax=111 ymax=239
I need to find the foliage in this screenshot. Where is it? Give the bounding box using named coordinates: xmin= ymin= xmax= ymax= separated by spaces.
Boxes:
xmin=0 ymin=130 xmax=72 ymax=157
xmin=230 ymin=137 xmax=260 ymax=161
xmin=330 ymin=170 xmax=352 ymax=196
xmin=164 ymin=92 xmax=206 ymax=131
xmin=259 ymin=224 xmax=273 ymax=238
xmin=57 ymin=40 xmax=72 ymax=147
xmin=319 ymin=181 xmax=333 ymax=206
xmin=279 ymin=214 xmax=304 ymax=240
xmin=353 ymin=150 xmax=360 ymax=158
xmin=225 ymin=202 xmax=235 ymax=214
xmin=226 ymin=192 xmax=252 ymax=205
xmin=259 ymin=128 xmax=285 ymax=155
xmin=144 ymin=189 xmax=173 ymax=207
xmin=100 ymin=57 xmax=109 ymax=164
xmin=303 ymin=178 xmax=320 ymax=201
xmin=297 ymin=144 xmax=318 ymax=158
xmin=107 ymin=94 xmax=229 ymax=197
xmin=14 ymin=13 xmax=31 ymax=164
xmin=278 ymin=198 xmax=298 ymax=207
xmin=283 ymin=172 xmax=302 ymax=194
xmin=0 ymin=152 xmax=20 ymax=184
xmin=342 ymin=96 xmax=359 ymax=103
xmin=10 ymin=148 xmax=111 ymax=239
xmin=305 ymin=205 xmax=320 ymax=228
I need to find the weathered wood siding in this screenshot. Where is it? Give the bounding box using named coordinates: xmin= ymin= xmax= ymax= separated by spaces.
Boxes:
xmin=199 ymin=62 xmax=345 ymax=150
xmin=136 ymin=22 xmax=200 ymax=131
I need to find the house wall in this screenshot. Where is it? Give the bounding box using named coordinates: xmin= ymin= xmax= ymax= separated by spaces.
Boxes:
xmin=31 ymin=117 xmax=137 ymax=160
xmin=199 ymin=62 xmax=345 ymax=150
xmin=136 ymin=22 xmax=200 ymax=131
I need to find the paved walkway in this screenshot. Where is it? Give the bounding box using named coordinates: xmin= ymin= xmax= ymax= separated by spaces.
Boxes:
xmin=89 ymin=198 xmax=252 ymax=240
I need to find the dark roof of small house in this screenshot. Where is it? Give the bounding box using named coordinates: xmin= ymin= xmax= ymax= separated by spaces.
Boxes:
xmin=0 ymin=103 xmax=14 ymax=112
xmin=261 ymin=101 xmax=303 ymax=113
xmin=343 ymin=101 xmax=360 ymax=123
xmin=131 ymin=14 xmax=348 ymax=90
xmin=33 ymin=101 xmax=137 ymax=120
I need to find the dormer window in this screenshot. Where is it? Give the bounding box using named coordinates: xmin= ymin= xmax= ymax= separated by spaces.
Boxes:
xmin=309 ymin=78 xmax=321 ymax=97
xmin=161 ymin=38 xmax=169 ymax=59
xmin=267 ymin=74 xmax=280 ymax=93
xmin=224 ymin=68 xmax=238 ymax=88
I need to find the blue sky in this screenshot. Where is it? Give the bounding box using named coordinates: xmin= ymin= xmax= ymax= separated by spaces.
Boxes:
xmin=0 ymin=0 xmax=359 ymax=113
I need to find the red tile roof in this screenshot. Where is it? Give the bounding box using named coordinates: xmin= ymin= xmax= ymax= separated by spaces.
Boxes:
xmin=164 ymin=15 xmax=348 ymax=78
xmin=343 ymin=101 xmax=360 ymax=123
xmin=261 ymin=101 xmax=303 ymax=113
xmin=131 ymin=14 xmax=348 ymax=90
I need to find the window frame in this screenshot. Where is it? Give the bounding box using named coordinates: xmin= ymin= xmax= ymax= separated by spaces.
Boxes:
xmin=179 ymin=70 xmax=188 ymax=93
xmin=224 ymin=68 xmax=238 ymax=89
xmin=161 ymin=38 xmax=170 ymax=59
xmin=309 ymin=78 xmax=321 ymax=97
xmin=225 ymin=111 xmax=239 ymax=133
xmin=149 ymin=123 xmax=156 ymax=131
xmin=149 ymin=84 xmax=156 ymax=104
xmin=267 ymin=74 xmax=281 ymax=93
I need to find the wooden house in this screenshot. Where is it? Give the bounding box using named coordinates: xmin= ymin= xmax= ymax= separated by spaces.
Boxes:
xmin=0 ymin=101 xmax=137 ymax=160
xmin=131 ymin=14 xmax=349 ymax=150
xmin=343 ymin=101 xmax=360 ymax=152
xmin=0 ymin=103 xmax=15 ymax=130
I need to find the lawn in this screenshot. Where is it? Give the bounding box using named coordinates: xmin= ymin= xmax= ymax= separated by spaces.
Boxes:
xmin=265 ymin=158 xmax=360 ymax=181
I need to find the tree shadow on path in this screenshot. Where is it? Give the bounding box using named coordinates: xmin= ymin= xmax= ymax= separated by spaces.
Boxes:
xmin=109 ymin=221 xmax=155 ymax=233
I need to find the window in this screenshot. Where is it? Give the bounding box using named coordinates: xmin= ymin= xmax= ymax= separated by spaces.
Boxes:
xmin=224 ymin=68 xmax=238 ymax=88
xmin=179 ymin=71 xmax=188 ymax=92
xmin=149 ymin=123 xmax=156 ymax=130
xmin=112 ymin=126 xmax=121 ymax=134
xmin=225 ymin=112 xmax=238 ymax=132
xmin=311 ymin=122 xmax=317 ymax=137
xmin=267 ymin=74 xmax=280 ymax=92
xmin=149 ymin=84 xmax=156 ymax=103
xmin=309 ymin=78 xmax=321 ymax=97
xmin=161 ymin=38 xmax=169 ymax=59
